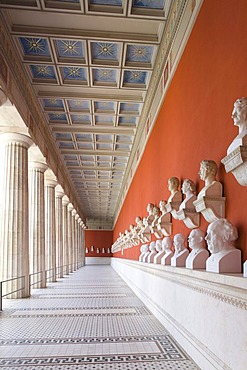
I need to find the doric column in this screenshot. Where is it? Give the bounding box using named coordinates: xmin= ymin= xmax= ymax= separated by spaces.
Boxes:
xmin=28 ymin=152 xmax=48 ymax=289
xmin=81 ymin=221 xmax=86 ymax=266
xmin=44 ymin=169 xmax=57 ymax=283
xmin=55 ymin=185 xmax=64 ymax=278
xmin=75 ymin=214 xmax=79 ymax=270
xmin=71 ymin=209 xmax=76 ymax=271
xmin=0 ymin=132 xmax=33 ymax=298
xmin=67 ymin=203 xmax=74 ymax=273
xmin=77 ymin=218 xmax=82 ymax=267
xmin=62 ymin=195 xmax=70 ymax=275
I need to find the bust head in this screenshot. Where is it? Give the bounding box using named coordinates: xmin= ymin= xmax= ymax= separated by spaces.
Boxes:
xmin=173 ymin=233 xmax=186 ymax=254
xmin=199 ymin=160 xmax=217 ymax=183
xmin=168 ymin=177 xmax=180 ymax=193
xmin=147 ymin=203 xmax=154 ymax=214
xmin=159 ymin=200 xmax=167 ymax=212
xmin=188 ymin=229 xmax=206 ymax=250
xmin=232 ymin=97 xmax=247 ymax=129
xmin=162 ymin=236 xmax=173 ymax=251
xmin=181 ymin=178 xmax=196 ymax=196
xmin=153 ymin=206 xmax=160 ymax=216
xmin=142 ymin=244 xmax=149 ymax=253
xmin=149 ymin=241 xmax=156 ymax=251
xmin=205 ymin=218 xmax=238 ymax=254
xmin=155 ymin=239 xmax=162 ymax=252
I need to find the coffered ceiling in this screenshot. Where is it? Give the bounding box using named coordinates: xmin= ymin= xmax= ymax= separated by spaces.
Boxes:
xmin=0 ymin=0 xmax=190 ymax=229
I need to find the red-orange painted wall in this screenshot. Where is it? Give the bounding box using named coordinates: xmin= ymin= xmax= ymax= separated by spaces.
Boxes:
xmin=85 ymin=230 xmax=113 ymax=257
xmin=113 ymin=0 xmax=247 ymax=261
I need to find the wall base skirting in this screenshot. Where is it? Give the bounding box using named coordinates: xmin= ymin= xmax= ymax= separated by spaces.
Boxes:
xmin=85 ymin=257 xmax=111 ymax=265
xmin=111 ymin=258 xmax=246 ymax=370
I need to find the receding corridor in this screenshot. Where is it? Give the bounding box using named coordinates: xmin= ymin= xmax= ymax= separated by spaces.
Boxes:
xmin=0 ymin=265 xmax=199 ymax=370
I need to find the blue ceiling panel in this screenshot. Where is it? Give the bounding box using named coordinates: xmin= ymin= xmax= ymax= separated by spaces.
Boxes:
xmin=19 ymin=37 xmax=51 ymax=58
xmin=48 ymin=113 xmax=68 ymax=123
xmin=68 ymin=100 xmax=90 ymax=112
xmin=119 ymin=103 xmax=141 ymax=114
xmin=123 ymin=70 xmax=147 ymax=85
xmin=60 ymin=66 xmax=87 ymax=83
xmin=126 ymin=44 xmax=154 ymax=64
xmin=42 ymin=98 xmax=64 ymax=110
xmin=132 ymin=0 xmax=165 ymax=9
xmin=94 ymin=101 xmax=116 ymax=112
xmin=29 ymin=64 xmax=57 ymax=82
xmin=71 ymin=114 xmax=92 ymax=124
xmin=91 ymin=42 xmax=119 ymax=63
xmin=92 ymin=68 xmax=118 ymax=84
xmin=54 ymin=39 xmax=85 ymax=61
xmin=90 ymin=0 xmax=122 ymax=5
xmin=118 ymin=116 xmax=137 ymax=125
xmin=55 ymin=133 xmax=72 ymax=140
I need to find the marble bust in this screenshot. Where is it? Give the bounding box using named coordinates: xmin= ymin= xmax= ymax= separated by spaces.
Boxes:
xmin=147 ymin=241 xmax=157 ymax=263
xmin=227 ymin=97 xmax=247 ymax=154
xmin=177 ymin=178 xmax=200 ymax=228
xmin=150 ymin=205 xmax=161 ymax=236
xmin=160 ymin=236 xmax=174 ymax=265
xmin=165 ymin=177 xmax=182 ymax=218
xmin=197 ymin=160 xmax=222 ymax=198
xmin=141 ymin=244 xmax=150 ymax=262
xmin=139 ymin=244 xmax=148 ymax=262
xmin=171 ymin=233 xmax=189 ymax=267
xmin=179 ymin=179 xmax=197 ymax=209
xmin=194 ymin=160 xmax=225 ymax=222
xmin=153 ymin=239 xmax=165 ymax=264
xmin=186 ymin=229 xmax=209 ymax=269
xmin=156 ymin=200 xmax=172 ymax=236
xmin=205 ymin=218 xmax=241 ymax=273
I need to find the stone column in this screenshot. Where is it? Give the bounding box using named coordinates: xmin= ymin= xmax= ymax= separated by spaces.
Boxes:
xmin=55 ymin=185 xmax=64 ymax=279
xmin=71 ymin=209 xmax=76 ymax=271
xmin=28 ymin=157 xmax=48 ymax=289
xmin=67 ymin=203 xmax=74 ymax=273
xmin=77 ymin=218 xmax=82 ymax=267
xmin=75 ymin=214 xmax=79 ymax=270
xmin=81 ymin=222 xmax=86 ymax=266
xmin=44 ymin=169 xmax=57 ymax=283
xmin=62 ymin=195 xmax=70 ymax=275
xmin=0 ymin=132 xmax=33 ymax=298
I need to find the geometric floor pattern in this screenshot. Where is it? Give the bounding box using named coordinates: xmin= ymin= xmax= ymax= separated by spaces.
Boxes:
xmin=0 ymin=265 xmax=200 ymax=370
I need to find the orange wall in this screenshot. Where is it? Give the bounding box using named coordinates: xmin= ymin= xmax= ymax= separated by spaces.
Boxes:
xmin=85 ymin=230 xmax=113 ymax=257
xmin=113 ymin=0 xmax=247 ymax=262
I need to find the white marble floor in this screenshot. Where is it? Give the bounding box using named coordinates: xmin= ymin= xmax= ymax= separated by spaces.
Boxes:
xmin=0 ymin=265 xmax=200 ymax=369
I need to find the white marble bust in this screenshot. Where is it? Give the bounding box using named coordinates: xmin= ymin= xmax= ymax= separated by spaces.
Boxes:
xmin=167 ymin=177 xmax=181 ymax=204
xmin=153 ymin=239 xmax=165 ymax=264
xmin=171 ymin=233 xmax=189 ymax=267
xmin=227 ymin=97 xmax=247 ymax=154
xmin=147 ymin=241 xmax=157 ymax=263
xmin=139 ymin=244 xmax=148 ymax=262
xmin=205 ymin=218 xmax=241 ymax=273
xmin=160 ymin=236 xmax=174 ymax=265
xmin=186 ymin=229 xmax=209 ymax=269
xmin=197 ymin=160 xmax=222 ymax=197
xmin=179 ymin=179 xmax=197 ymax=210
xmin=142 ymin=244 xmax=150 ymax=262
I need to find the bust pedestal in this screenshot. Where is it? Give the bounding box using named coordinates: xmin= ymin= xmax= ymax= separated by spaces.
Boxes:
xmin=154 ymin=251 xmax=166 ymax=264
xmin=171 ymin=249 xmax=189 ymax=267
xmin=139 ymin=252 xmax=146 ymax=262
xmin=177 ymin=208 xmax=200 ymax=229
xmin=193 ymin=196 xmax=226 ymax=223
xmin=221 ymin=146 xmax=247 ymax=186
xmin=186 ymin=249 xmax=209 ymax=269
xmin=147 ymin=251 xmax=157 ymax=263
xmin=161 ymin=251 xmax=174 ymax=265
xmin=206 ymin=249 xmax=241 ymax=273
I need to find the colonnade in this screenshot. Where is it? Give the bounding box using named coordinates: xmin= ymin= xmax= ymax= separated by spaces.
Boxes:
xmin=0 ymin=132 xmax=86 ymax=299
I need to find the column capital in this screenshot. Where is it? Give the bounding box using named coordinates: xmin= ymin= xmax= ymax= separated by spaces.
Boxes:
xmin=29 ymin=161 xmax=48 ymax=173
xmin=0 ymin=132 xmax=33 ymax=148
xmin=75 ymin=214 xmax=79 ymax=221
xmin=55 ymin=184 xmax=65 ymax=198
xmin=68 ymin=203 xmax=74 ymax=212
xmin=62 ymin=195 xmax=70 ymax=206
xmin=72 ymin=209 xmax=77 ymax=217
xmin=45 ymin=168 xmax=57 ymax=187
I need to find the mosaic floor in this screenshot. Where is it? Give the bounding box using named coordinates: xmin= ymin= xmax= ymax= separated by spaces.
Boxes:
xmin=0 ymin=265 xmax=200 ymax=369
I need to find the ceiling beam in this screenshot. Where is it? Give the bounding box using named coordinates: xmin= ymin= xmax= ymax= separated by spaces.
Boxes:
xmin=12 ymin=25 xmax=159 ymax=43
xmin=51 ymin=125 xmax=135 ymax=136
